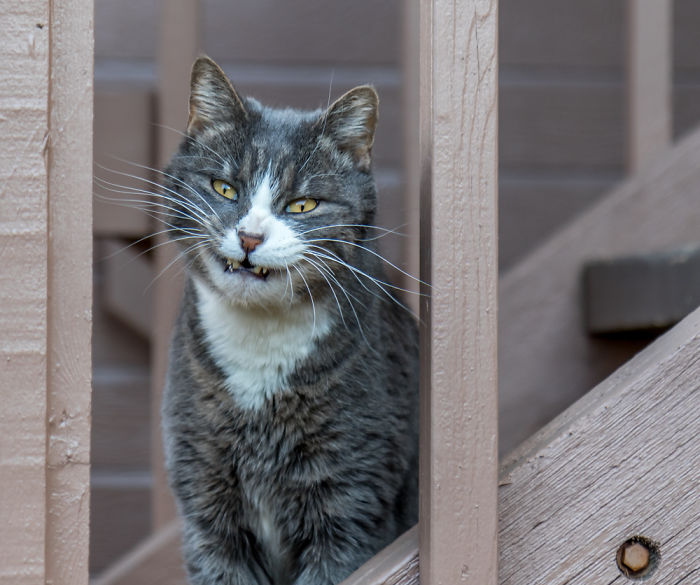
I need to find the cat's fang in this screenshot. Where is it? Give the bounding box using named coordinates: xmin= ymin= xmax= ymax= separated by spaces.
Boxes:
xmin=226 ymin=259 xmax=241 ymax=272
xmin=252 ymin=265 xmax=269 ymax=277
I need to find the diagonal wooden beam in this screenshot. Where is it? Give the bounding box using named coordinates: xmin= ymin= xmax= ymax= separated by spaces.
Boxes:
xmin=499 ymin=123 xmax=700 ymax=455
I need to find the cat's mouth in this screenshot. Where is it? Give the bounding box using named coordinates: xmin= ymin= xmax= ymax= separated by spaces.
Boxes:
xmin=222 ymin=256 xmax=270 ymax=280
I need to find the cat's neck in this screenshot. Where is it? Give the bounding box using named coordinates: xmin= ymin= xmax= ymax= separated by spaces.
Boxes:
xmin=192 ymin=278 xmax=333 ymax=410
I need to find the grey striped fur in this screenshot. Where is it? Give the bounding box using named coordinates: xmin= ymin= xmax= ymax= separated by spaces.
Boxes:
xmin=161 ymin=57 xmax=418 ymax=585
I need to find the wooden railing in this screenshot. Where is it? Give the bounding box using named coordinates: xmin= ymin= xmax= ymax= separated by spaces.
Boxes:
xmin=3 ymin=2 xmax=699 ymax=585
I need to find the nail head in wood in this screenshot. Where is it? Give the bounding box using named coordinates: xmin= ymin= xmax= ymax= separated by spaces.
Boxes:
xmin=616 ymin=536 xmax=659 ymax=580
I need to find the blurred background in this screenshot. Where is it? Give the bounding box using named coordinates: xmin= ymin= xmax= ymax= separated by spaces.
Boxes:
xmin=91 ymin=0 xmax=700 ymax=581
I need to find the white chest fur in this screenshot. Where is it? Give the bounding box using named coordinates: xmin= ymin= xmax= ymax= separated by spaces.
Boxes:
xmin=194 ymin=280 xmax=332 ymax=410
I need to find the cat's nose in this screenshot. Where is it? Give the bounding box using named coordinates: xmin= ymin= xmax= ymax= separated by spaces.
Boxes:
xmin=238 ymin=231 xmax=264 ymax=254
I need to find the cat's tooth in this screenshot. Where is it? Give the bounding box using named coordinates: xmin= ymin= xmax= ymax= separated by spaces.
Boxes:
xmin=227 ymin=259 xmax=240 ymax=271
xmin=261 ymin=267 xmax=269 ymax=277
xmin=252 ymin=265 xmax=264 ymax=275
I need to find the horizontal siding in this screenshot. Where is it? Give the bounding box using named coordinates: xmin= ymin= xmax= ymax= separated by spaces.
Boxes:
xmin=499 ymin=175 xmax=615 ymax=271
xmin=95 ymin=0 xmax=401 ymax=66
xmin=500 ymin=0 xmax=623 ymax=69
xmin=675 ymin=0 xmax=700 ymax=71
xmin=203 ymin=0 xmax=400 ymax=66
xmin=92 ymin=366 xmax=151 ymax=470
xmin=94 ymin=90 xmax=154 ymax=237
xmin=90 ymin=476 xmax=152 ymax=575
xmin=499 ymin=81 xmax=624 ymax=172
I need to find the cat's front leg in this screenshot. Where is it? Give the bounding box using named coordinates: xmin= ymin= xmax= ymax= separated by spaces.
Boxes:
xmin=181 ymin=521 xmax=273 ymax=585
xmin=287 ymin=513 xmax=392 ymax=585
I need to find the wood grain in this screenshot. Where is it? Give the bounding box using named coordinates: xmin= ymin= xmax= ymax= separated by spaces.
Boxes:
xmin=419 ymin=1 xmax=499 ymax=585
xmin=45 ymin=1 xmax=94 ymax=583
xmin=0 ymin=2 xmax=50 ymax=582
xmin=499 ymin=305 xmax=700 ymax=584
xmin=499 ymin=123 xmax=700 ymax=455
xmin=0 ymin=1 xmax=92 ymax=584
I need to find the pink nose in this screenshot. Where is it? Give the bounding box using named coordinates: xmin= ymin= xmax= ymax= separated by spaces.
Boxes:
xmin=239 ymin=231 xmax=264 ymax=254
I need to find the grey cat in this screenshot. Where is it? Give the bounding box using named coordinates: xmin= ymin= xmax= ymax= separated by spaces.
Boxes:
xmin=161 ymin=56 xmax=418 ymax=585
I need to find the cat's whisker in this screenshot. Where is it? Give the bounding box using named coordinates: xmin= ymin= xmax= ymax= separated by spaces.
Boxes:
xmin=99 ymin=227 xmax=208 ymax=263
xmin=300 ymin=254 xmax=381 ymax=353
xmin=106 ymin=157 xmax=225 ymax=226
xmin=282 ymin=260 xmax=294 ymax=303
xmin=95 ymin=174 xmax=214 ymax=229
xmin=298 ymin=224 xmax=406 ymax=238
xmin=305 ymin=248 xmax=414 ymax=316
xmin=145 ymin=240 xmax=210 ymax=292
xmin=300 ymin=256 xmax=348 ymax=331
xmin=95 ymin=165 xmax=217 ymax=226
xmin=305 ymin=237 xmax=429 ymax=287
xmin=94 ymin=188 xmax=212 ymax=229
xmin=305 ymin=245 xmax=425 ymax=299
xmin=292 ymin=265 xmax=316 ymax=336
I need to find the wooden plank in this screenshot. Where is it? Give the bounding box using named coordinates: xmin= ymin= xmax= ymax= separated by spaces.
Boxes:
xmin=499 ymin=83 xmax=623 ymax=171
xmin=499 ymin=175 xmax=613 ymax=271
xmin=419 ymin=2 xmax=499 ymax=585
xmin=673 ymin=0 xmax=700 ymax=72
xmin=91 ymin=520 xmax=186 ymax=585
xmin=151 ymin=0 xmax=200 ymax=529
xmin=673 ymin=84 xmax=700 ymax=141
xmin=90 ymin=476 xmax=152 ymax=574
xmin=102 ymin=239 xmax=154 ymax=338
xmin=1 ymin=1 xmax=92 ymax=583
xmin=583 ymin=244 xmax=700 ymax=334
xmin=400 ymin=0 xmax=420 ymax=313
xmin=0 ymin=2 xmax=50 ymax=582
xmin=92 ymin=366 xmax=151 ymax=469
xmin=499 ymin=123 xmax=700 ymax=455
xmin=340 ymin=527 xmax=419 ymax=585
xmin=93 ymin=89 xmax=154 ymax=238
xmin=202 ymin=0 xmax=400 ymax=66
xmin=626 ymin=0 xmax=672 ymax=172
xmin=499 ymin=305 xmax=700 ymax=584
xmin=45 ymin=3 xmax=94 ymax=584
xmin=500 ymin=0 xmax=623 ymax=69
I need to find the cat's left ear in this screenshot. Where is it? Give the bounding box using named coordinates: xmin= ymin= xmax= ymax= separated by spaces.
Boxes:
xmin=187 ymin=56 xmax=247 ymax=134
xmin=321 ymin=86 xmax=378 ymax=172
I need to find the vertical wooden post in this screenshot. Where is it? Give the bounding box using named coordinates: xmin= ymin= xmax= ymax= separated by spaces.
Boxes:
xmin=419 ymin=1 xmax=498 ymax=585
xmin=401 ymin=0 xmax=421 ymax=314
xmin=152 ymin=0 xmax=201 ymax=529
xmin=626 ymin=0 xmax=672 ymax=172
xmin=46 ymin=0 xmax=94 ymax=582
xmin=0 ymin=1 xmax=93 ymax=584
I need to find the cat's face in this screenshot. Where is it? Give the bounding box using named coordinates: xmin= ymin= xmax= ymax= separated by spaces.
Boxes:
xmin=164 ymin=57 xmax=379 ymax=309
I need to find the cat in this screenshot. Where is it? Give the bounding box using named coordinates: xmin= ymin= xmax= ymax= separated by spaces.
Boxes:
xmin=160 ymin=56 xmax=419 ymax=585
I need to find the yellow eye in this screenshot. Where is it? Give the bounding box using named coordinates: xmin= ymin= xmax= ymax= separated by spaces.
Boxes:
xmin=286 ymin=198 xmax=318 ymax=214
xmin=212 ymin=179 xmax=237 ymax=200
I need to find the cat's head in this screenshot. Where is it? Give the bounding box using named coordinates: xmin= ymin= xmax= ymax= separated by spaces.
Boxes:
xmin=164 ymin=56 xmax=381 ymax=310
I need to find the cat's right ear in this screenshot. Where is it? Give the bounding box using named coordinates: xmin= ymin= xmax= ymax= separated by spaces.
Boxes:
xmin=187 ymin=56 xmax=247 ymax=134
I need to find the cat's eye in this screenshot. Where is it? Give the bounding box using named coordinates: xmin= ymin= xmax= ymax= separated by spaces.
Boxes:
xmin=212 ymin=179 xmax=237 ymax=200
xmin=286 ymin=198 xmax=318 ymax=214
